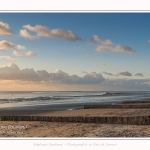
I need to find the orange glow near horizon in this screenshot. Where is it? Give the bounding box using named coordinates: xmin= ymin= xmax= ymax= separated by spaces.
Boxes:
xmin=0 ymin=80 xmax=108 ymax=91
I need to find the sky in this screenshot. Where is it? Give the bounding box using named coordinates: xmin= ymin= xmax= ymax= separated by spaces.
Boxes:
xmin=0 ymin=13 xmax=150 ymax=91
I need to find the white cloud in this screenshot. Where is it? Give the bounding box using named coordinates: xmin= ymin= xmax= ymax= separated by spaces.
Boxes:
xmin=13 ymin=51 xmax=23 ymax=56
xmin=148 ymin=40 xmax=150 ymax=43
xmin=135 ymin=73 xmax=144 ymax=77
xmin=0 ymin=63 xmax=149 ymax=90
xmin=0 ymin=63 xmax=105 ymax=84
xmin=25 ymin=51 xmax=37 ymax=57
xmin=118 ymin=71 xmax=132 ymax=76
xmin=80 ymin=72 xmax=105 ymax=84
xmin=9 ymin=63 xmax=20 ymax=69
xmin=91 ymin=35 xmax=135 ymax=54
xmin=0 ymin=21 xmax=13 ymax=35
xmin=20 ymin=24 xmax=79 ymax=41
xmin=48 ymin=70 xmax=105 ymax=84
xmin=96 ymin=45 xmax=135 ymax=54
xmin=0 ymin=63 xmax=38 ymax=81
xmin=0 ymin=40 xmax=26 ymax=50
xmin=20 ymin=29 xmax=38 ymax=40
xmin=0 ymin=56 xmax=15 ymax=60
xmin=91 ymin=35 xmax=113 ymax=45
xmin=15 ymin=45 xmax=26 ymax=50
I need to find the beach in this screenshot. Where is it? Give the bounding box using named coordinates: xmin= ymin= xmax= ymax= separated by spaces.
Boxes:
xmin=1 ymin=102 xmax=150 ymax=137
xmin=1 ymin=121 xmax=150 ymax=137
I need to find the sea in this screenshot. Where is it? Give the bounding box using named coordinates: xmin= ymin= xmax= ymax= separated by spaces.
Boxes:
xmin=0 ymin=91 xmax=150 ymax=111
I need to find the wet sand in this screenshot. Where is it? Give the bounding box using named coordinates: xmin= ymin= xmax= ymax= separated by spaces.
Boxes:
xmin=36 ymin=108 xmax=150 ymax=117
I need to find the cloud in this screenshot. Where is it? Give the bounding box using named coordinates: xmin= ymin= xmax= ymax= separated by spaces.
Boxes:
xmin=0 ymin=63 xmax=149 ymax=91
xmin=90 ymin=35 xmax=113 ymax=45
xmin=16 ymin=45 xmax=26 ymax=50
xmin=88 ymin=35 xmax=135 ymax=54
xmin=104 ymin=71 xmax=143 ymax=77
xmin=135 ymin=73 xmax=144 ymax=77
xmin=91 ymin=35 xmax=135 ymax=54
xmin=0 ymin=21 xmax=13 ymax=35
xmin=9 ymin=63 xmax=20 ymax=69
xmin=13 ymin=51 xmax=23 ymax=56
xmin=0 ymin=63 xmax=105 ymax=84
xmin=20 ymin=24 xmax=79 ymax=41
xmin=118 ymin=71 xmax=132 ymax=76
xmin=103 ymin=71 xmax=118 ymax=76
xmin=0 ymin=56 xmax=15 ymax=60
xmin=20 ymin=29 xmax=38 ymax=40
xmin=96 ymin=45 xmax=135 ymax=54
xmin=25 ymin=51 xmax=37 ymax=57
xmin=13 ymin=51 xmax=37 ymax=57
xmin=0 ymin=40 xmax=26 ymax=50
xmin=102 ymin=78 xmax=150 ymax=90
xmin=148 ymin=40 xmax=150 ymax=43
xmin=80 ymin=72 xmax=105 ymax=84
xmin=48 ymin=70 xmax=105 ymax=84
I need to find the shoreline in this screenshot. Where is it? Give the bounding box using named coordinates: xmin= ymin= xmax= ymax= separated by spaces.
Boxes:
xmin=1 ymin=97 xmax=150 ymax=112
xmin=1 ymin=100 xmax=150 ymax=116
xmin=1 ymin=101 xmax=150 ymax=137
xmin=0 ymin=97 xmax=150 ymax=113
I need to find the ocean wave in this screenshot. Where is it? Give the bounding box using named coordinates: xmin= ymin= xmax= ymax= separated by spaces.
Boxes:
xmin=1 ymin=91 xmax=150 ymax=105
xmin=0 ymin=93 xmax=110 ymax=104
xmin=0 ymin=96 xmax=70 ymax=104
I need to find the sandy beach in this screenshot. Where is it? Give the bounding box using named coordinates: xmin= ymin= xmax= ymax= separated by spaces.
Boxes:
xmin=1 ymin=121 xmax=150 ymax=137
xmin=37 ymin=108 xmax=150 ymax=117
xmin=1 ymin=102 xmax=150 ymax=137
